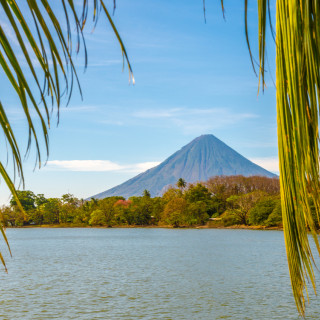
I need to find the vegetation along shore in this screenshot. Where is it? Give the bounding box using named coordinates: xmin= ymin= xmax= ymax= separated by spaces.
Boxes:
xmin=3 ymin=175 xmax=315 ymax=230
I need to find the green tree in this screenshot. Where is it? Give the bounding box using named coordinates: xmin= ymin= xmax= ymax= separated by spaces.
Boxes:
xmin=128 ymin=196 xmax=152 ymax=225
xmin=73 ymin=200 xmax=93 ymax=225
xmin=248 ymin=197 xmax=279 ymax=226
xmin=113 ymin=199 xmax=133 ymax=225
xmin=0 ymin=205 xmax=18 ymax=227
xmin=89 ymin=197 xmax=122 ymax=226
xmin=162 ymin=187 xmax=182 ymax=203
xmin=186 ymin=201 xmax=209 ymax=226
xmin=61 ymin=193 xmax=79 ymax=206
xmin=27 ymin=210 xmax=43 ymax=225
xmin=176 ymin=178 xmax=186 ymax=190
xmin=89 ymin=209 xmax=107 ymax=226
xmin=10 ymin=190 xmax=36 ymax=212
xmin=184 ymin=183 xmax=216 ymax=219
xmin=226 ymin=192 xmax=265 ymax=225
xmin=59 ymin=194 xmax=79 ymax=223
xmin=143 ymin=189 xmax=151 ymax=198
xmin=162 ymin=197 xmax=187 ymax=227
xmin=35 ymin=194 xmax=48 ymax=207
xmin=150 ymin=197 xmax=165 ymax=223
xmin=184 ymin=183 xmax=211 ymax=203
xmin=264 ymin=200 xmax=282 ymax=227
xmin=41 ymin=199 xmax=61 ymax=225
xmin=209 ymin=194 xmax=226 ymax=217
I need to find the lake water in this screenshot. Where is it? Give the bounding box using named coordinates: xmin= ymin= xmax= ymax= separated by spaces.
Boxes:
xmin=0 ymin=228 xmax=319 ymax=319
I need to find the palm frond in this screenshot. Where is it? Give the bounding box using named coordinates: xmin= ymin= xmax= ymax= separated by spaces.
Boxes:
xmin=0 ymin=0 xmax=132 ymax=269
xmin=243 ymin=0 xmax=320 ymax=315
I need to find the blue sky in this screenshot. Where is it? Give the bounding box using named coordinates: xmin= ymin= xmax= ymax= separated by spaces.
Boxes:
xmin=0 ymin=0 xmax=278 ymax=203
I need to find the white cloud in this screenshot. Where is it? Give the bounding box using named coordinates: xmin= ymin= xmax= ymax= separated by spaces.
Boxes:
xmin=46 ymin=160 xmax=160 ymax=173
xmin=130 ymin=161 xmax=160 ymax=172
xmin=132 ymin=107 xmax=258 ymax=135
xmin=249 ymin=157 xmax=279 ymax=173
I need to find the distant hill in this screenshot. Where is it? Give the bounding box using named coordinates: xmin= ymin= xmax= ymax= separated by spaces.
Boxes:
xmin=91 ymin=134 xmax=277 ymax=199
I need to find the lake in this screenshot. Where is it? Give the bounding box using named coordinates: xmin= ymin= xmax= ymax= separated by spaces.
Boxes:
xmin=0 ymin=228 xmax=319 ymax=319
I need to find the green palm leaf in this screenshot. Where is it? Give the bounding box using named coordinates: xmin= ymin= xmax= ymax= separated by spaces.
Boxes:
xmin=243 ymin=0 xmax=320 ymax=315
xmin=0 ymin=0 xmax=133 ymax=269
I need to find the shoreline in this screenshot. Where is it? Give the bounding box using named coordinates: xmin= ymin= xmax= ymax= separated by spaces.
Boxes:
xmin=6 ymin=224 xmax=284 ymax=231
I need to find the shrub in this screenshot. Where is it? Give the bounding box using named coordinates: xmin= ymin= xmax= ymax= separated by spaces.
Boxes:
xmin=186 ymin=201 xmax=209 ymax=225
xmin=249 ymin=197 xmax=278 ymax=225
xmin=162 ymin=198 xmax=187 ymax=227
xmin=264 ymin=200 xmax=282 ymax=227
xmin=89 ymin=209 xmax=106 ymax=226
xmin=221 ymin=211 xmax=240 ymax=227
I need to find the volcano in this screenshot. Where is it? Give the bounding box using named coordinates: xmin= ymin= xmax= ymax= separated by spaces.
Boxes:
xmin=91 ymin=134 xmax=276 ymax=199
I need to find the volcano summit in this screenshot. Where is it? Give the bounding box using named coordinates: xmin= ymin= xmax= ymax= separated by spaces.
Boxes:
xmin=91 ymin=134 xmax=276 ymax=199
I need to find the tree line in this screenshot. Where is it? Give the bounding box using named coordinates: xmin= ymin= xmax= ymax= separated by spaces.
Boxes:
xmin=0 ymin=175 xmax=304 ymax=229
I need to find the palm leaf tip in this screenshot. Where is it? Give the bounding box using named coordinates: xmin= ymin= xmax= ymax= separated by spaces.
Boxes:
xmin=275 ymin=0 xmax=320 ymax=316
xmin=0 ymin=0 xmax=133 ymax=271
xmin=243 ymin=0 xmax=320 ymax=315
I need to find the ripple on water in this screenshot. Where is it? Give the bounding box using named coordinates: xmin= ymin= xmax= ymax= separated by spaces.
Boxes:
xmin=0 ymin=228 xmax=319 ymax=319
